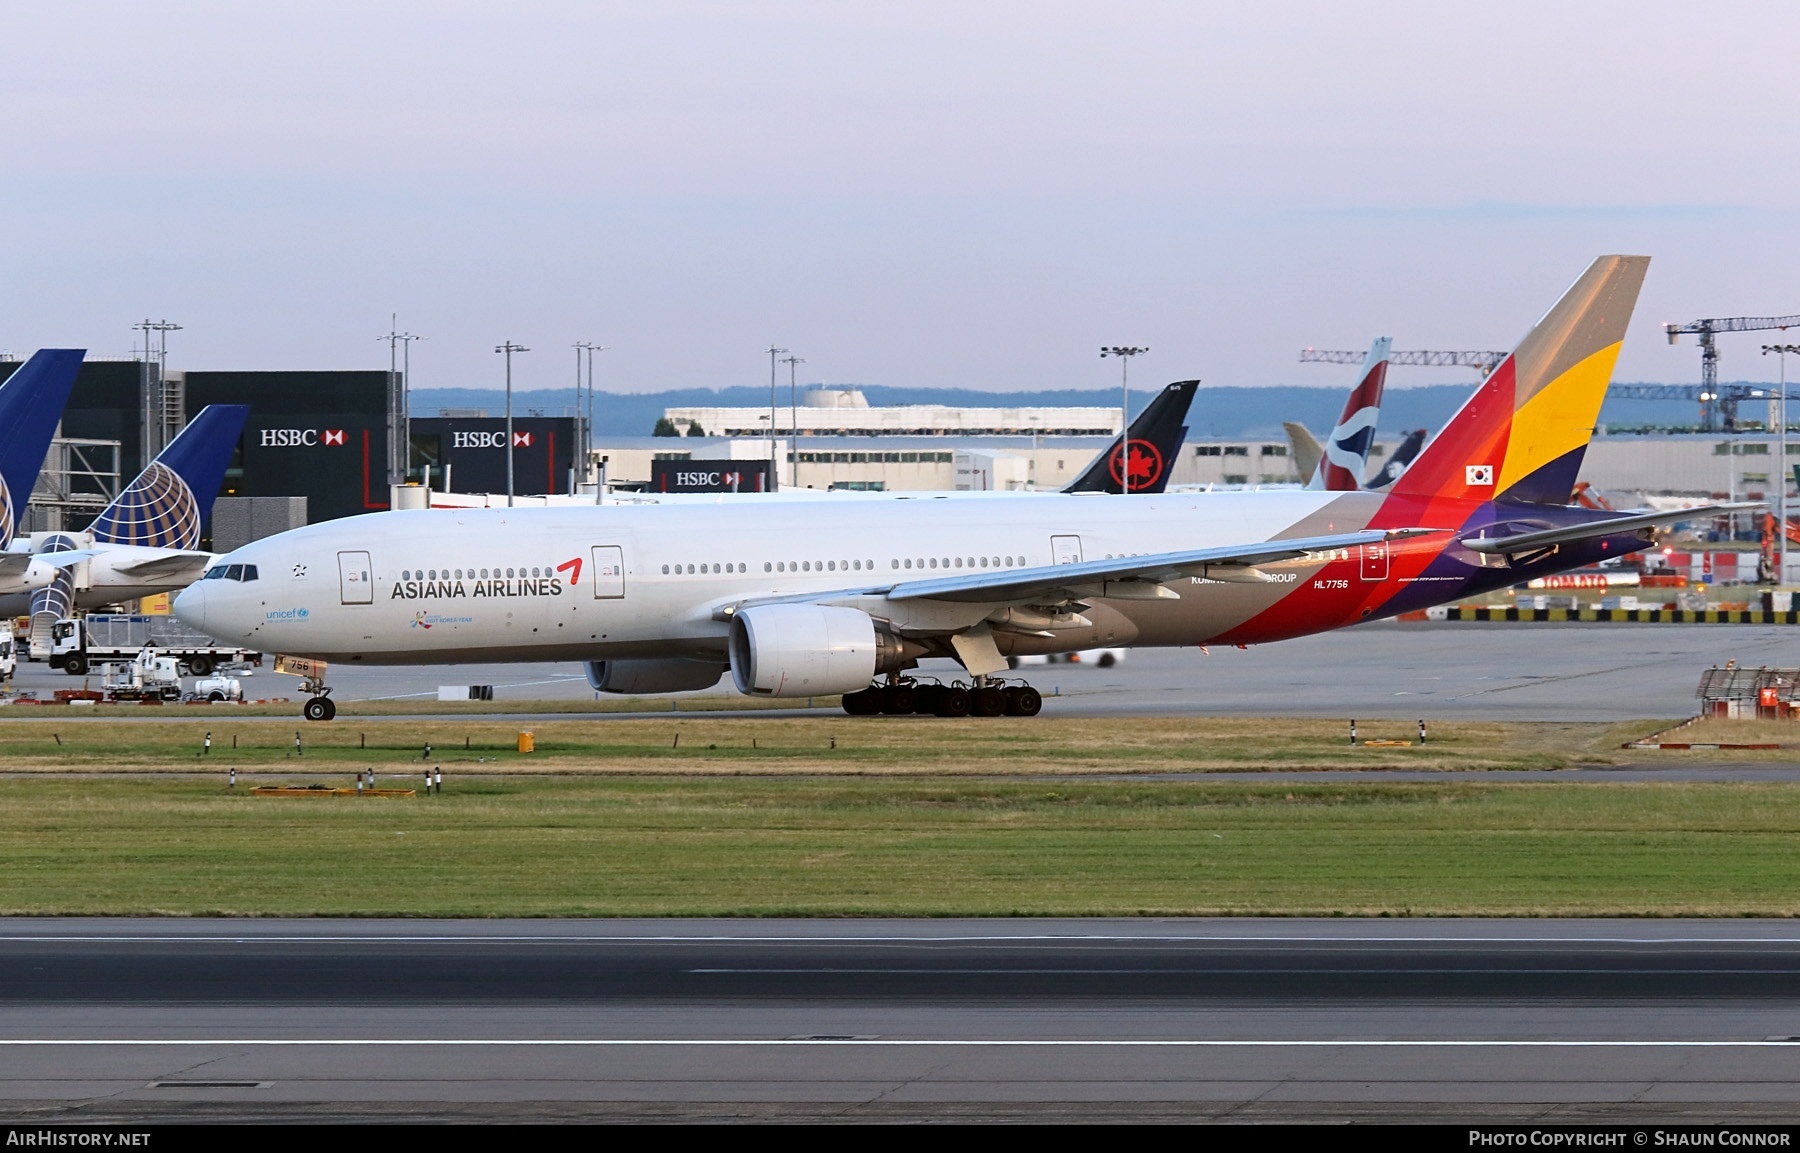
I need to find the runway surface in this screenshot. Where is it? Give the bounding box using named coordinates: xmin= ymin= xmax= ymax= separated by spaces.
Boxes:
xmin=11 ymin=621 xmax=1792 ymax=722
xmin=7 ymin=918 xmax=1800 ymax=1122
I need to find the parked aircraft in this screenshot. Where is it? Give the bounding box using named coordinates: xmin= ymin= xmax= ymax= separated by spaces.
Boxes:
xmin=1282 ymin=337 xmax=1396 ymax=491
xmin=0 ymin=349 xmax=88 ymax=596
xmin=177 ymin=256 xmax=1749 ymax=721
xmin=2 ymin=404 xmax=250 ymax=625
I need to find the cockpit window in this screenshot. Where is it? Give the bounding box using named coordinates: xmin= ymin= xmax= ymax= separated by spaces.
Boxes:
xmin=201 ymin=564 xmax=258 ymax=582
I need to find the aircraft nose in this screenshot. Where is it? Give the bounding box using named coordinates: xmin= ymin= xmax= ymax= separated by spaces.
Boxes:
xmin=173 ymin=581 xmax=207 ymax=633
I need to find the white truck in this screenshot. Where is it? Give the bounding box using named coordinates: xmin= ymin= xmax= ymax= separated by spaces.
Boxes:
xmin=0 ymin=635 xmax=14 ymax=683
xmin=49 ymin=614 xmax=260 ymax=677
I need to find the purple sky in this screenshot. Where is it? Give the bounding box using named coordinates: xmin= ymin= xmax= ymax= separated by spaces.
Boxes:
xmin=2 ymin=2 xmax=1794 ymax=393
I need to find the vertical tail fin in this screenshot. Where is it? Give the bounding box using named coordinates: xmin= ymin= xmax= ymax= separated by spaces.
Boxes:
xmin=1366 ymin=428 xmax=1426 ymax=490
xmin=1282 ymin=421 xmax=1323 ymax=484
xmin=1390 ymin=256 xmax=1648 ymax=506
xmin=1306 ymin=337 xmax=1391 ymax=491
xmin=88 ymin=404 xmax=250 ymax=547
xmin=0 ymin=350 xmax=85 ymax=548
xmin=1062 ymin=379 xmax=1198 ymax=494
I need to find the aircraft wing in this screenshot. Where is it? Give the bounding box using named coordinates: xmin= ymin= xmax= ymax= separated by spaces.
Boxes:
xmin=1461 ymin=504 xmax=1760 ymax=557
xmin=28 ymin=550 xmax=97 ymax=569
xmin=717 ymin=527 xmax=1444 ymax=621
xmin=885 ymin=527 xmax=1443 ymax=604
xmin=104 ymin=551 xmax=214 ymax=580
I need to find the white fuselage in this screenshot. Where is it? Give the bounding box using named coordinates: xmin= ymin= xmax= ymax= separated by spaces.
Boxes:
xmin=174 ymin=491 xmax=1368 ymax=666
xmin=0 ymin=544 xmax=213 ymax=617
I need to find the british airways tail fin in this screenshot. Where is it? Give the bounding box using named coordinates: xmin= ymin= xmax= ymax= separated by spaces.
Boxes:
xmin=1305 ymin=337 xmax=1390 ymax=491
xmin=1388 ymin=256 xmax=1648 ymax=506
xmin=1063 ymin=379 xmax=1198 ymax=494
xmin=88 ymin=404 xmax=250 ymax=548
xmin=0 ymin=350 xmax=86 ymax=549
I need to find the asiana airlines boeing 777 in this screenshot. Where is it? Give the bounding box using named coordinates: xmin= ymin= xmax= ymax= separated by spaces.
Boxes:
xmin=175 ymin=256 xmax=1750 ymax=720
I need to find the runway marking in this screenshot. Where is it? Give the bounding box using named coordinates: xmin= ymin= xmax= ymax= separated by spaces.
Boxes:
xmin=0 ymin=1039 xmax=1793 ymax=1048
xmin=687 ymin=967 xmax=1800 ymax=975
xmin=6 ymin=934 xmax=1800 ymax=946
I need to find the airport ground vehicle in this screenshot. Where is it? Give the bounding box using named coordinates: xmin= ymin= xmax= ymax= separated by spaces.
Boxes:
xmin=49 ymin=614 xmax=260 ymax=677
xmin=0 ymin=635 xmax=13 ymax=682
xmin=1007 ymin=648 xmax=1126 ymax=669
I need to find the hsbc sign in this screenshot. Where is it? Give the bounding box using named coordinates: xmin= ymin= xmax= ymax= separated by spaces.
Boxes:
xmin=260 ymin=428 xmax=348 ymax=447
xmin=452 ymin=431 xmax=534 ymax=449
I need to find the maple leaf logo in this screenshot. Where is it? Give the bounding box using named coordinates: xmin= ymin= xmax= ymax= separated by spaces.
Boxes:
xmin=1108 ymin=440 xmax=1164 ymax=489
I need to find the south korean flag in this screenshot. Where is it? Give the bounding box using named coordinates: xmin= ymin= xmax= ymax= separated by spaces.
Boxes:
xmin=1465 ymin=464 xmax=1495 ymax=487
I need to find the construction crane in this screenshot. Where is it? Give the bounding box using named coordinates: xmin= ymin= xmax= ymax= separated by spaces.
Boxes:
xmin=1299 ymin=348 xmax=1509 ymax=376
xmin=1665 ymin=314 xmax=1800 ymax=432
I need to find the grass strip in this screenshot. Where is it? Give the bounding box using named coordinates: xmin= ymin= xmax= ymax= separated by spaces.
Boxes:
xmin=1 ymin=776 xmax=1798 ymax=916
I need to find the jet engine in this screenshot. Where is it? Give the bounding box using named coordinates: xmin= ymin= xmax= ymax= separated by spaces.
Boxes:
xmin=729 ymin=604 xmax=907 ymax=697
xmin=583 ymin=658 xmax=728 ymax=695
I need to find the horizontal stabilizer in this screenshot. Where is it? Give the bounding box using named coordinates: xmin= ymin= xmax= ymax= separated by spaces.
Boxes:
xmin=108 ymin=551 xmax=213 ymax=580
xmin=1462 ymin=503 xmax=1761 ymax=556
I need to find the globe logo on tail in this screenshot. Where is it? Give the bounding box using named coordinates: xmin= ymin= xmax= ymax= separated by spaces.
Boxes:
xmin=0 ymin=476 xmax=13 ymax=549
xmin=88 ymin=462 xmax=202 ymax=548
xmin=1108 ymin=440 xmax=1165 ymax=490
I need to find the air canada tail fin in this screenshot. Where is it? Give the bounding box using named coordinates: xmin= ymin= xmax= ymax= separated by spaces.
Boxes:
xmin=0 ymin=349 xmax=85 ymax=549
xmin=1306 ymin=337 xmax=1391 ymax=491
xmin=1063 ymin=379 xmax=1198 ymax=494
xmin=88 ymin=404 xmax=250 ymax=548
xmin=1388 ymin=256 xmax=1648 ymax=507
xmin=1366 ymin=428 xmax=1426 ymax=490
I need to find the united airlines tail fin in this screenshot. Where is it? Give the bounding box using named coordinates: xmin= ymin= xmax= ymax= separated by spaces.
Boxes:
xmin=1388 ymin=256 xmax=1648 ymax=507
xmin=1305 ymin=337 xmax=1391 ymax=491
xmin=88 ymin=404 xmax=250 ymax=548
xmin=1063 ymin=379 xmax=1198 ymax=494
xmin=0 ymin=350 xmax=85 ymax=549
xmin=1367 ymin=428 xmax=1426 ymax=490
xmin=1282 ymin=421 xmax=1323 ymax=484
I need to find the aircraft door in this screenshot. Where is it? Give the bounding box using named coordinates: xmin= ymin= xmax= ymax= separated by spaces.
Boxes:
xmin=338 ymin=551 xmax=374 ymax=604
xmin=1051 ymin=535 xmax=1083 ymax=565
xmin=591 ymin=545 xmax=625 ymax=599
xmin=1359 ymin=541 xmax=1390 ymax=581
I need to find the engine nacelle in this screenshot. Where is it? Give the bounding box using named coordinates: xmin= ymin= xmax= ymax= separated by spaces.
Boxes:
xmin=583 ymin=658 xmax=728 ymax=695
xmin=729 ymin=604 xmax=890 ymax=697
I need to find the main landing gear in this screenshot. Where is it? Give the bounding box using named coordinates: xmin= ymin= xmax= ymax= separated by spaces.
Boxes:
xmin=841 ymin=676 xmax=1043 ymax=718
xmin=302 ymin=693 xmax=336 ymax=722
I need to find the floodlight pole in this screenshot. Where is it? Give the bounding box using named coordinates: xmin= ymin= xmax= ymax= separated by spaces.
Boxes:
xmin=574 ymin=342 xmax=608 ymax=493
xmin=765 ymin=345 xmax=788 ymax=490
xmin=495 ymin=341 xmax=530 ymax=506
xmin=380 ymin=317 xmax=423 ymax=488
xmin=781 ymin=354 xmax=806 ymax=485
xmin=1101 ymin=346 xmax=1148 ymax=493
xmin=1764 ymin=342 xmax=1800 ymax=585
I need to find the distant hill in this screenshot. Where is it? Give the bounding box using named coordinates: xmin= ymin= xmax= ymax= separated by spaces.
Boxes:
xmin=407 ymin=382 xmax=1729 ymax=441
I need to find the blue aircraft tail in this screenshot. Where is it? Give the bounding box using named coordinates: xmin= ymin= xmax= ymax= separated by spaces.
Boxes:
xmin=0 ymin=350 xmax=85 ymax=548
xmin=88 ymin=404 xmax=250 ymax=548
xmin=1063 ymin=380 xmax=1198 ymax=495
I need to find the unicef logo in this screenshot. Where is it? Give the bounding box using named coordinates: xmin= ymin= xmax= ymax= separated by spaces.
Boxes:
xmin=89 ymin=461 xmax=202 ymax=548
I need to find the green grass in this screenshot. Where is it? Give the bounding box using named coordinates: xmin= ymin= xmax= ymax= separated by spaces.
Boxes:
xmin=0 ymin=715 xmax=1652 ymax=774
xmin=4 ymin=776 xmax=1800 ymax=916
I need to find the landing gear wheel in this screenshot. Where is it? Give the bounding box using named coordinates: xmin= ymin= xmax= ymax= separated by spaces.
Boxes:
xmin=934 ymin=686 xmax=972 ymax=718
xmin=842 ymin=687 xmax=883 ymax=716
xmin=911 ymin=684 xmax=944 ymax=715
xmin=63 ymin=656 xmax=87 ymax=677
xmin=186 ymin=656 xmax=213 ymax=676
xmin=1003 ymin=686 xmax=1043 ymax=717
xmin=971 ymin=686 xmax=1006 ymax=717
xmin=303 ymin=696 xmax=336 ymax=721
xmin=880 ymin=684 xmax=917 ymax=715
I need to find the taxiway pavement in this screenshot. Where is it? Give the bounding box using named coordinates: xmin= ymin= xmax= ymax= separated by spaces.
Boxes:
xmin=5 ymin=918 xmax=1800 ymax=1122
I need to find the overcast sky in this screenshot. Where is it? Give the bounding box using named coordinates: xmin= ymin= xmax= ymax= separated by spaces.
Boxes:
xmin=2 ymin=1 xmax=1794 ymax=393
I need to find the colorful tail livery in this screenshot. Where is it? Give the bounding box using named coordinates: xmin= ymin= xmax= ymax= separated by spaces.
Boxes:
xmin=1305 ymin=337 xmax=1391 ymax=491
xmin=1063 ymin=380 xmax=1198 ymax=495
xmin=1389 ymin=255 xmax=1647 ymax=508
xmin=88 ymin=404 xmax=249 ymax=547
xmin=0 ymin=350 xmax=85 ymax=548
